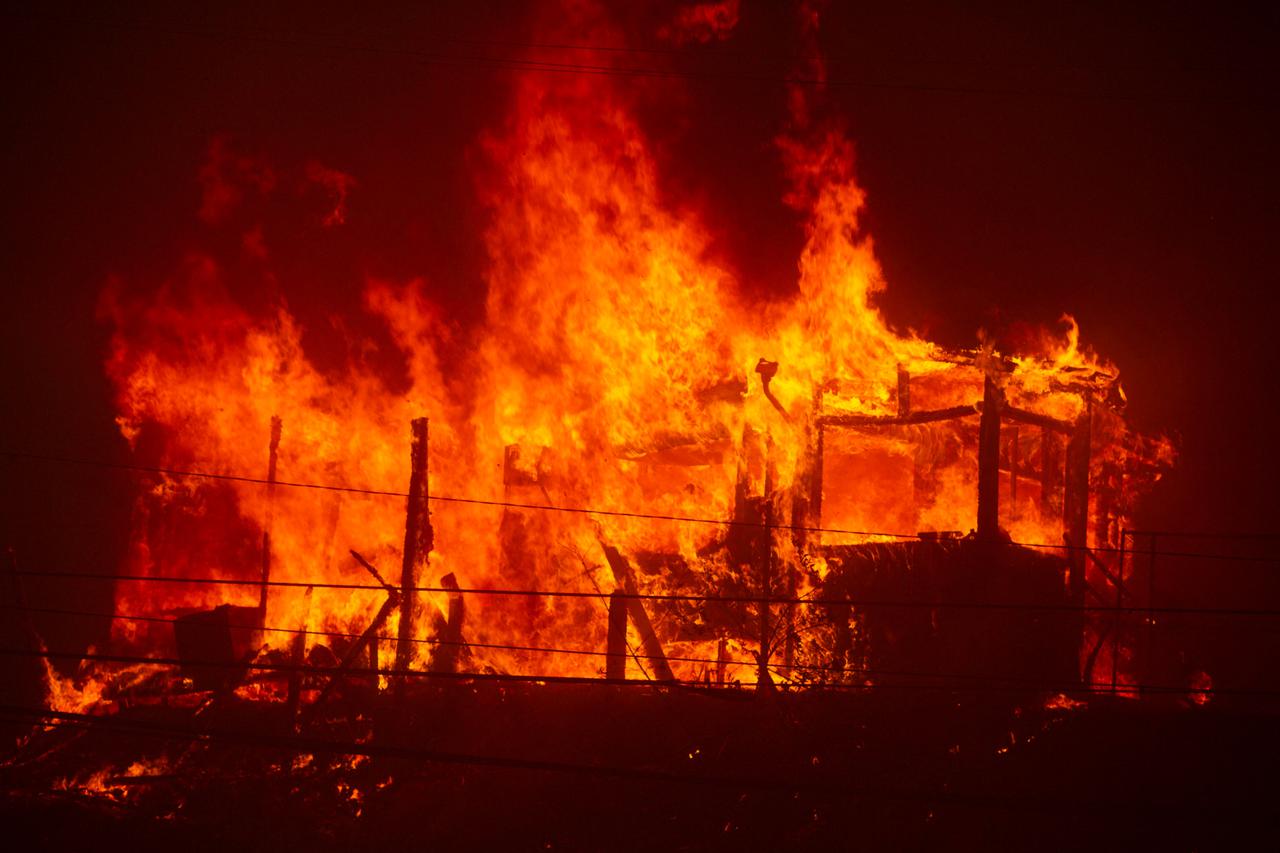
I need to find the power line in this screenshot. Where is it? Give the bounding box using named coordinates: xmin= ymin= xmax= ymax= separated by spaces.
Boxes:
xmin=8 ymin=449 xmax=1277 ymax=565
xmin=0 ymin=601 xmax=749 ymax=672
xmin=13 ymin=567 xmax=1280 ymax=618
xmin=17 ymin=601 xmax=1231 ymax=686
xmin=3 ymin=645 xmax=1260 ymax=699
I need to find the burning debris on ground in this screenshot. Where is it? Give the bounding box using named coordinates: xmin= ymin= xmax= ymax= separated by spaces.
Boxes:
xmin=3 ymin=1 xmax=1280 ymax=850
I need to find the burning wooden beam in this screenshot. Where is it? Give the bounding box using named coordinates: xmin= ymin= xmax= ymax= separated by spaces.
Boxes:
xmin=819 ymin=404 xmax=979 ymax=428
xmin=1063 ymin=399 xmax=1093 ymax=604
xmin=601 ymin=544 xmax=675 ymax=681
xmin=809 ymin=387 xmax=824 ymax=541
xmin=306 ymin=589 xmax=399 ymax=716
xmin=395 ymin=417 xmax=432 ymax=676
xmin=1002 ymin=404 xmax=1073 ymax=435
xmin=258 ymin=414 xmax=282 ymax=618
xmin=428 ymin=573 xmax=465 ymax=675
xmin=1040 ymin=427 xmax=1063 ymax=522
xmin=977 ymin=375 xmax=1003 ymax=540
xmin=606 ymin=590 xmax=627 ymax=680
xmin=1009 ymin=425 xmax=1020 ymax=505
xmin=285 ymin=585 xmax=312 ymax=731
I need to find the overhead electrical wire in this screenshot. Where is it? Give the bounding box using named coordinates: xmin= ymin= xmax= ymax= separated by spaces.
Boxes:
xmin=10 ymin=567 xmax=1280 ymax=618
xmin=12 ymin=601 xmax=1262 ymax=687
xmin=0 ymin=645 xmax=1257 ymax=698
xmin=6 ymin=450 xmax=1276 ymax=565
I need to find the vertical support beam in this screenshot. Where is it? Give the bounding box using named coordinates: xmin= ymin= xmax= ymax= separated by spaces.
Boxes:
xmin=811 ymin=418 xmax=825 ymax=539
xmin=1009 ymin=426 xmax=1020 ymax=506
xmin=606 ymin=590 xmax=627 ymax=680
xmin=896 ymin=364 xmax=911 ymax=417
xmin=258 ymin=415 xmax=282 ymax=618
xmin=601 ymin=546 xmax=675 ymax=681
xmin=899 ymin=365 xmax=925 ymax=531
xmin=759 ymin=525 xmax=772 ymax=687
xmin=285 ymin=585 xmax=313 ymax=730
xmin=791 ymin=385 xmax=825 ymax=550
xmin=1111 ymin=531 xmax=1126 ymax=694
xmin=1094 ymin=464 xmax=1116 ymax=549
xmin=1040 ymin=428 xmax=1062 ymax=523
xmin=977 ymin=376 xmax=1003 ymax=540
xmin=396 ymin=418 xmax=431 ymax=676
xmin=715 ymin=638 xmax=728 ymax=684
xmin=760 ymin=436 xmax=776 ymax=686
xmin=430 ymin=573 xmax=465 ymax=674
xmin=1063 ymin=399 xmax=1092 ymax=604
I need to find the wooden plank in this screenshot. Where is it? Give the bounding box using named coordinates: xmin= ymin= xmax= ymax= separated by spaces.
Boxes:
xmin=1002 ymin=404 xmax=1073 ymax=435
xmin=977 ymin=376 xmax=1003 ymax=540
xmin=1063 ymin=401 xmax=1093 ymax=604
xmin=429 ymin=573 xmax=465 ymax=675
xmin=601 ymin=545 xmax=675 ymax=681
xmin=396 ymin=417 xmax=432 ymax=675
xmin=606 ymin=590 xmax=627 ymax=680
xmin=819 ymin=403 xmax=978 ymax=429
xmin=257 ymin=415 xmax=282 ymax=617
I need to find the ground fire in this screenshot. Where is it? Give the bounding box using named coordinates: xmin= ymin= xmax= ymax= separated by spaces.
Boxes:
xmin=5 ymin=2 xmax=1276 ymax=850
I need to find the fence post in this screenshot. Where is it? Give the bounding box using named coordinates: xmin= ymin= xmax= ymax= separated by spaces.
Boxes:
xmin=606 ymin=590 xmax=627 ymax=680
xmin=395 ymin=418 xmax=431 ymax=678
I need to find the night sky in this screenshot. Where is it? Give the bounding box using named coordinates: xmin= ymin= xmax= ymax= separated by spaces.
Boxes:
xmin=3 ymin=2 xmax=1279 ymax=654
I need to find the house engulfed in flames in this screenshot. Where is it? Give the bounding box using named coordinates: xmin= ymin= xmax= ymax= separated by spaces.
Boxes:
xmin=62 ymin=19 xmax=1174 ymax=715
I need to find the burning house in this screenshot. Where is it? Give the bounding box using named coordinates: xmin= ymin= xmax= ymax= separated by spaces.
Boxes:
xmin=25 ymin=3 xmax=1280 ymax=850
xmin=56 ymin=20 xmax=1179 ymax=709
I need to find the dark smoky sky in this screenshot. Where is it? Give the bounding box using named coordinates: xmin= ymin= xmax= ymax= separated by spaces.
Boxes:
xmin=2 ymin=1 xmax=1279 ymax=653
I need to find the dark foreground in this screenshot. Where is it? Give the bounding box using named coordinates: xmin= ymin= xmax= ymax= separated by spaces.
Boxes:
xmin=2 ymin=683 xmax=1276 ymax=852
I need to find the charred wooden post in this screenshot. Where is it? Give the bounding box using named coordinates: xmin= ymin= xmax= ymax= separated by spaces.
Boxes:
xmin=898 ymin=364 xmax=921 ymax=529
xmin=258 ymin=415 xmax=282 ymax=618
xmin=429 ymin=573 xmax=465 ymax=675
xmin=285 ymin=585 xmax=313 ymax=730
xmin=810 ymin=388 xmax=824 ymax=540
xmin=1009 ymin=426 xmax=1020 ymax=505
xmin=790 ymin=386 xmax=824 ymax=549
xmin=1040 ymin=428 xmax=1063 ymax=522
xmin=1063 ymin=399 xmax=1093 ymax=604
xmin=1094 ymin=463 xmax=1117 ymax=549
xmin=606 ymin=590 xmax=627 ymax=680
xmin=1112 ymin=530 xmax=1127 ymax=693
xmin=761 ymin=436 xmax=791 ymax=675
xmin=977 ymin=376 xmax=1003 ymax=540
xmin=307 ymin=590 xmax=400 ymax=716
xmin=499 ymin=444 xmax=554 ymax=639
xmin=715 ymin=637 xmax=728 ymax=684
xmin=395 ymin=418 xmax=432 ymax=676
xmin=896 ymin=364 xmax=911 ymax=417
xmin=601 ymin=545 xmax=675 ymax=681
xmin=759 ymin=508 xmax=772 ymax=688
